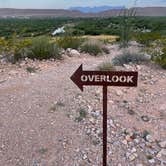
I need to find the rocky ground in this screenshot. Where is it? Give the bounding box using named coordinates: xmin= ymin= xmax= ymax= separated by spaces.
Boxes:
xmin=0 ymin=45 xmax=166 ymax=166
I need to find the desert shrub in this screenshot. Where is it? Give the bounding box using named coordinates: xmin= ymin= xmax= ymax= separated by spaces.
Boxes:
xmin=26 ymin=66 xmax=38 ymax=73
xmin=0 ymin=36 xmax=31 ymax=55
xmin=80 ymin=40 xmax=110 ymax=56
xmin=101 ymin=46 xmax=110 ymax=54
xmin=0 ymin=37 xmax=8 ymax=53
xmin=112 ymin=51 xmax=150 ymax=66
xmin=56 ymin=36 xmax=83 ymax=50
xmin=75 ymin=108 xmax=87 ymax=122
xmin=154 ymin=47 xmax=166 ymax=69
xmin=98 ymin=62 xmax=116 ymax=71
xmin=26 ymin=36 xmax=61 ymax=60
xmin=0 ymin=35 xmax=32 ymax=63
xmin=80 ymin=42 xmax=102 ymax=56
xmin=13 ymin=39 xmax=32 ymax=62
xmin=135 ymin=32 xmax=162 ymax=46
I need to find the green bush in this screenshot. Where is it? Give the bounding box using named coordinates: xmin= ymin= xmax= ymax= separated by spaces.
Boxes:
xmin=155 ymin=47 xmax=166 ymax=69
xmin=81 ymin=42 xmax=102 ymax=56
xmin=112 ymin=51 xmax=150 ymax=66
xmin=80 ymin=40 xmax=110 ymax=56
xmin=135 ymin=32 xmax=162 ymax=46
xmin=26 ymin=36 xmax=61 ymax=60
xmin=75 ymin=108 xmax=87 ymax=122
xmin=101 ymin=46 xmax=110 ymax=54
xmin=56 ymin=36 xmax=83 ymax=50
xmin=98 ymin=62 xmax=115 ymax=71
xmin=26 ymin=66 xmax=38 ymax=73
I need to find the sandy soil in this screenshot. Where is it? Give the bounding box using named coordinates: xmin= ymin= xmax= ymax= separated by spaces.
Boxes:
xmin=0 ymin=49 xmax=166 ymax=166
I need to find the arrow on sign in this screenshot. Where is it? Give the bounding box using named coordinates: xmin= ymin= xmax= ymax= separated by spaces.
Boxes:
xmin=70 ymin=64 xmax=138 ymax=166
xmin=71 ymin=64 xmax=138 ymax=91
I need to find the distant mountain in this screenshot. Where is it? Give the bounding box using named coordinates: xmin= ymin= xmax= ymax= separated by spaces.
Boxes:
xmin=69 ymin=6 xmax=125 ymax=13
xmin=0 ymin=7 xmax=166 ymax=18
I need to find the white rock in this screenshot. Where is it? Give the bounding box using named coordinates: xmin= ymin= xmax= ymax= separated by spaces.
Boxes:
xmin=159 ymin=104 xmax=166 ymax=111
xmin=131 ymin=147 xmax=137 ymax=153
xmin=115 ymin=89 xmax=123 ymax=96
xmin=128 ymin=153 xmax=138 ymax=161
xmin=136 ymin=65 xmax=141 ymax=70
xmin=121 ymin=140 xmax=128 ymax=145
xmin=68 ymin=49 xmax=80 ymax=57
xmin=82 ymin=153 xmax=88 ymax=160
xmin=144 ymin=53 xmax=151 ymax=60
xmin=146 ymin=135 xmax=155 ymax=143
xmin=156 ymin=149 xmax=166 ymax=160
xmin=123 ymin=64 xmax=132 ymax=70
xmin=148 ymin=159 xmax=155 ymax=164
xmin=108 ymin=119 xmax=116 ymax=128
xmin=159 ymin=141 xmax=166 ymax=148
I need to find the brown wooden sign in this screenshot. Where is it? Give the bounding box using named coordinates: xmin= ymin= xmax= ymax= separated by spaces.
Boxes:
xmin=70 ymin=64 xmax=138 ymax=166
xmin=70 ymin=64 xmax=138 ymax=91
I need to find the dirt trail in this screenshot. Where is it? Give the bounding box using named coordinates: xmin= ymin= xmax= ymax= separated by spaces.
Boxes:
xmin=0 ymin=54 xmax=166 ymax=166
xmin=0 ymin=56 xmax=105 ymax=166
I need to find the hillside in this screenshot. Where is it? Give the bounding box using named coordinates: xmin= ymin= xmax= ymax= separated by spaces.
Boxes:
xmin=69 ymin=5 xmax=125 ymax=13
xmin=0 ymin=7 xmax=166 ymax=18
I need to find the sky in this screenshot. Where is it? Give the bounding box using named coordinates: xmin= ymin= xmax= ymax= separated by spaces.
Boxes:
xmin=0 ymin=0 xmax=166 ymax=9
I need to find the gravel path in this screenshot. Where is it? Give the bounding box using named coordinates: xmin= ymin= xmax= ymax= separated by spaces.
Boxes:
xmin=0 ymin=54 xmax=166 ymax=166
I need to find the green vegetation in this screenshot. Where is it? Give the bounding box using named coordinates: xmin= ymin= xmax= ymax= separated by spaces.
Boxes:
xmin=98 ymin=62 xmax=115 ymax=71
xmin=80 ymin=40 xmax=109 ymax=56
xmin=0 ymin=17 xmax=165 ymax=38
xmin=0 ymin=17 xmax=166 ymax=65
xmin=154 ymin=47 xmax=166 ymax=69
xmin=135 ymin=32 xmax=162 ymax=46
xmin=26 ymin=66 xmax=38 ymax=73
xmin=112 ymin=51 xmax=150 ymax=66
xmin=80 ymin=41 xmax=103 ymax=56
xmin=75 ymin=108 xmax=87 ymax=122
xmin=0 ymin=18 xmax=74 ymax=38
xmin=26 ymin=36 xmax=61 ymax=60
xmin=56 ymin=36 xmax=83 ymax=49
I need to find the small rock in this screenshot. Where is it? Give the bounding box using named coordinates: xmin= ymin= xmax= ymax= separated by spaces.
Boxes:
xmin=128 ymin=153 xmax=138 ymax=161
xmin=141 ymin=115 xmax=150 ymax=122
xmin=108 ymin=119 xmax=116 ymax=128
xmin=146 ymin=135 xmax=155 ymax=143
xmin=8 ymin=70 xmax=19 ymax=76
xmin=159 ymin=104 xmax=166 ymax=111
xmin=130 ymin=147 xmax=137 ymax=153
xmin=148 ymin=159 xmax=155 ymax=164
xmin=126 ymin=135 xmax=133 ymax=142
xmin=67 ymin=49 xmax=80 ymax=57
xmin=136 ymin=65 xmax=141 ymax=70
xmin=115 ymin=89 xmax=123 ymax=96
xmin=121 ymin=140 xmax=128 ymax=145
xmin=156 ymin=149 xmax=166 ymax=162
xmin=144 ymin=53 xmax=151 ymax=60
xmin=82 ymin=153 xmax=88 ymax=160
xmin=159 ymin=141 xmax=166 ymax=148
xmin=123 ymin=64 xmax=132 ymax=70
xmin=134 ymin=139 xmax=140 ymax=144
xmin=128 ymin=109 xmax=135 ymax=115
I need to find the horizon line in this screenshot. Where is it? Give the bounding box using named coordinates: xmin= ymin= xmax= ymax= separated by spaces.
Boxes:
xmin=0 ymin=6 xmax=166 ymax=10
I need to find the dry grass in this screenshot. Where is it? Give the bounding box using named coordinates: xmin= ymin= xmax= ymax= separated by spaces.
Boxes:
xmin=98 ymin=62 xmax=116 ymax=71
xmin=81 ymin=35 xmax=119 ymax=43
xmin=52 ymin=35 xmax=119 ymax=44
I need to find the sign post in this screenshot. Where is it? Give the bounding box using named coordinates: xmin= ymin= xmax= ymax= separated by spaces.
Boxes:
xmin=71 ymin=64 xmax=138 ymax=166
